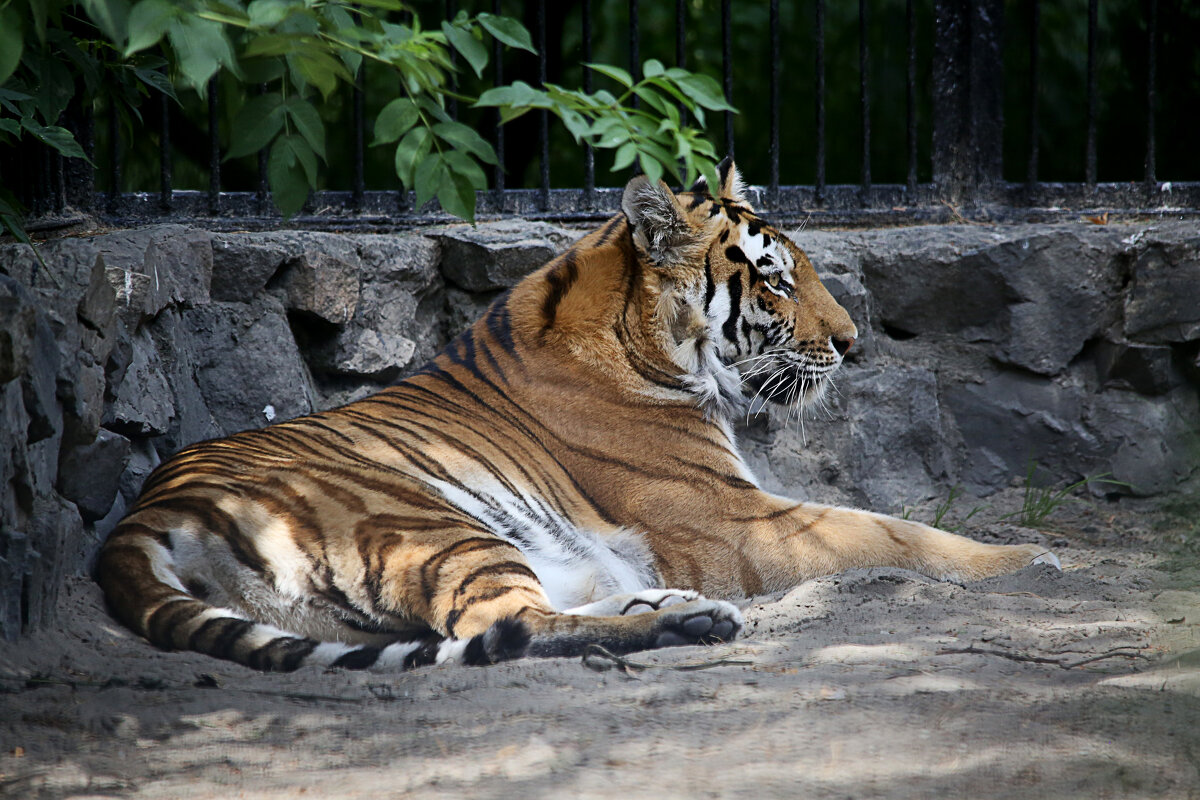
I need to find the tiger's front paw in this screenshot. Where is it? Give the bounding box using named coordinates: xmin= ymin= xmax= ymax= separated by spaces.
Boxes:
xmin=649 ymin=598 xmax=743 ymax=648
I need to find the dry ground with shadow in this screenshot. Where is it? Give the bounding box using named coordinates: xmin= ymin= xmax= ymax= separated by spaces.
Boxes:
xmin=2 ymin=490 xmax=1199 ymax=799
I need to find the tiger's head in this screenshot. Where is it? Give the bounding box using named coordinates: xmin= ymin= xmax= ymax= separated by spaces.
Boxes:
xmin=621 ymin=159 xmax=857 ymax=421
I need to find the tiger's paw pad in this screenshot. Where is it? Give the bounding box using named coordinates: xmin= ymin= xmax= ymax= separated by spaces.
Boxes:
xmin=652 ymin=599 xmax=742 ymax=648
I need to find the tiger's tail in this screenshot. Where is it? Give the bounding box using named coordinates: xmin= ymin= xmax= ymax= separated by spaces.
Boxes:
xmin=97 ymin=525 xmax=530 ymax=672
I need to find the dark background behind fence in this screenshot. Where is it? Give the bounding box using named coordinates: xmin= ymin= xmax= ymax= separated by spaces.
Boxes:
xmin=4 ymin=0 xmax=1199 ymax=227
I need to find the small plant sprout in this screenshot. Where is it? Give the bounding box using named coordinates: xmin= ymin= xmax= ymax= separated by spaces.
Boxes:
xmin=930 ymin=485 xmax=985 ymax=533
xmin=1000 ymin=459 xmax=1131 ymax=529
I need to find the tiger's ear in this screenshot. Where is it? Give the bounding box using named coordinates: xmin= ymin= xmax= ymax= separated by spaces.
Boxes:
xmin=687 ymin=156 xmax=749 ymax=206
xmin=621 ymin=175 xmax=706 ymax=268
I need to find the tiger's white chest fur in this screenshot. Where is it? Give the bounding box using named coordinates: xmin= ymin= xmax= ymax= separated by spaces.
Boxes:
xmin=426 ymin=475 xmax=658 ymax=610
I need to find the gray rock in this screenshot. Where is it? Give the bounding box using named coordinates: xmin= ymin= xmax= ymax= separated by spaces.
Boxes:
xmin=1088 ymin=386 xmax=1200 ymax=496
xmin=186 ymin=296 xmax=316 ymax=435
xmin=1093 ymin=340 xmax=1180 ymax=396
xmin=943 ymin=369 xmax=1104 ymax=495
xmin=57 ymin=429 xmax=132 ymax=522
xmin=96 ymin=226 xmax=213 ymax=328
xmin=1124 ymin=236 xmax=1200 ymax=343
xmin=0 ymin=380 xmax=30 ymax=531
xmin=118 ymin=436 xmax=162 ymax=504
xmin=436 ymin=221 xmax=579 ymax=291
xmin=859 ymin=225 xmax=1123 ymax=375
xmin=271 ymin=232 xmax=362 ymax=325
xmin=21 ymin=314 xmax=60 ymax=444
xmin=314 ymin=328 xmax=417 ymax=378
xmin=210 ymin=234 xmax=291 ymax=301
xmin=105 ymin=326 xmax=174 ymax=436
xmin=147 ymin=309 xmax=223 ymax=453
xmin=742 ymin=365 xmax=952 ymax=512
xmin=0 ymin=274 xmax=37 ymax=383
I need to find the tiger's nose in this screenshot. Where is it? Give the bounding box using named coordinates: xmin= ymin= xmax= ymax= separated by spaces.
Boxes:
xmin=832 ymin=337 xmax=855 ymax=357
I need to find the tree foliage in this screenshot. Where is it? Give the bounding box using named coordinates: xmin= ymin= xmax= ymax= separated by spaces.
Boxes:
xmin=0 ymin=0 xmax=731 ymax=237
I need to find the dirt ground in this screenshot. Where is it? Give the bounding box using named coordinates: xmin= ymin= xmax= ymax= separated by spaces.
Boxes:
xmin=2 ymin=489 xmax=1199 ymax=800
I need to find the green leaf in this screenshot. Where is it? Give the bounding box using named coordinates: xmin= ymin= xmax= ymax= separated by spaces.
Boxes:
xmin=441 ymin=21 xmax=488 ymax=78
xmin=473 ymin=82 xmax=549 ymax=109
xmin=634 ymin=85 xmax=671 ymax=117
xmin=281 ymin=133 xmax=317 ymax=184
xmin=0 ymin=8 xmax=23 ymax=86
xmin=20 ymin=119 xmax=91 ymax=162
xmin=225 ymin=93 xmax=285 ymax=158
xmin=0 ymin=119 xmax=19 ymax=137
xmin=585 ymin=62 xmax=632 ymax=89
xmin=432 ymin=120 xmax=497 ymax=165
xmin=268 ymin=135 xmax=311 ymax=218
xmin=79 ymin=0 xmax=131 ymax=45
xmin=247 ymin=0 xmax=296 ymax=29
xmin=125 ymin=0 xmax=176 ymax=55
xmin=393 ymin=126 xmax=432 ymax=187
xmin=560 ymin=109 xmax=590 ymax=144
xmin=414 ymin=152 xmax=447 ymax=209
xmin=416 ymin=95 xmax=452 ymax=124
xmin=610 ymin=142 xmax=637 ymax=172
xmin=133 ymin=66 xmax=178 ymax=102
xmin=444 ymin=149 xmax=488 ymax=191
xmin=595 ymin=125 xmax=630 ymax=149
xmin=283 ymin=96 xmax=325 ymax=159
xmin=286 ymin=47 xmax=349 ymax=100
xmin=477 ymin=13 xmax=536 ymax=54
xmin=438 ymin=167 xmax=477 ymax=222
xmin=674 ymin=73 xmax=736 ymax=112
xmin=167 ymin=16 xmax=237 ymax=91
xmin=639 ymin=152 xmax=663 ymax=187
xmin=642 ymin=59 xmax=664 ymax=79
xmin=374 ymin=97 xmax=419 ymax=145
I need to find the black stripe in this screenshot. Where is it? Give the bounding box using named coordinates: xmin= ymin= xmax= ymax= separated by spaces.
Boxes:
xmin=402 ymin=636 xmax=443 ymax=669
xmin=483 ymin=290 xmax=519 ymax=360
xmin=722 ymin=273 xmax=743 ymax=346
xmin=704 ymin=252 xmax=715 ymax=311
xmin=146 ymin=598 xmax=201 ymax=649
xmin=250 ymin=636 xmax=320 ymax=672
xmin=331 ymin=646 xmax=381 ymax=670
xmin=541 ymin=251 xmax=579 ymax=334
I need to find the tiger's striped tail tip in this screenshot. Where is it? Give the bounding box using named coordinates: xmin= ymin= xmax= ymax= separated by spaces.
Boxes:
xmin=462 ymin=618 xmax=531 ymax=666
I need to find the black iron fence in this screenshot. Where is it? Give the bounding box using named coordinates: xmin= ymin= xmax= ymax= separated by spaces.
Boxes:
xmin=5 ymin=0 xmax=1199 ymax=231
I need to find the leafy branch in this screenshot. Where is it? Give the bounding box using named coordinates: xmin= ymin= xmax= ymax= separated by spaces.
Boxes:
xmin=0 ymin=0 xmax=733 ymax=237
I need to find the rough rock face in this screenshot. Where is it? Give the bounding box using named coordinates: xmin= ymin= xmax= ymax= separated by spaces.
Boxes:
xmin=0 ymin=219 xmax=1197 ymax=640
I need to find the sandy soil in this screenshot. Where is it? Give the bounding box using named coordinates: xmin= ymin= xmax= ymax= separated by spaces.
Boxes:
xmin=2 ymin=490 xmax=1199 ymax=800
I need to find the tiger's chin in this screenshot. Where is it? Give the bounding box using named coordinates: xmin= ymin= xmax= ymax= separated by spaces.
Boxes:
xmin=742 ymin=364 xmax=835 ymax=411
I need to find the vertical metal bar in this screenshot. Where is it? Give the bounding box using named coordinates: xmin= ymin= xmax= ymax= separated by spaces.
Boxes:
xmin=583 ymin=0 xmax=594 ymax=200
xmin=768 ymin=0 xmax=780 ymax=199
xmin=630 ymin=0 xmax=640 ymax=110
xmin=906 ymin=0 xmax=917 ymax=194
xmin=721 ymin=0 xmax=733 ymax=157
xmin=53 ymin=151 xmax=65 ymax=212
xmin=257 ymin=84 xmax=269 ymax=210
xmin=815 ymin=0 xmax=825 ymax=202
xmin=538 ymin=0 xmax=549 ymax=208
xmin=492 ymin=0 xmax=505 ymax=200
xmin=159 ymin=76 xmax=172 ymax=210
xmin=353 ymin=65 xmax=365 ymax=208
xmin=1085 ymin=0 xmax=1098 ymax=188
xmin=107 ymin=94 xmax=120 ymax=211
xmin=1026 ymin=0 xmax=1040 ymax=187
xmin=208 ymin=76 xmax=220 ymax=213
xmin=675 ymin=0 xmax=687 ymax=125
xmin=446 ymin=0 xmax=458 ymax=120
xmin=859 ymin=0 xmax=871 ymax=194
xmin=398 ymin=10 xmax=412 ymax=212
xmin=1144 ymin=0 xmax=1157 ymax=188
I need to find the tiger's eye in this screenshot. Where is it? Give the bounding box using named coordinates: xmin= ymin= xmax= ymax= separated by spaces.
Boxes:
xmin=767 ymin=274 xmax=781 ymax=288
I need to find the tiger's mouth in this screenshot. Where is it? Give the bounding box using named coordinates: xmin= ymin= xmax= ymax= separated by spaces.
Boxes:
xmin=737 ymin=354 xmax=837 ymax=409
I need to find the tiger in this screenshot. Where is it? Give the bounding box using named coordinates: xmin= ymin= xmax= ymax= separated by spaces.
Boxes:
xmin=97 ymin=160 xmax=1059 ymax=672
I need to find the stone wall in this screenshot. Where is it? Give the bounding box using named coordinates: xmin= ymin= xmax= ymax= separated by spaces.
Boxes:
xmin=1 ymin=219 xmax=1197 ymax=639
